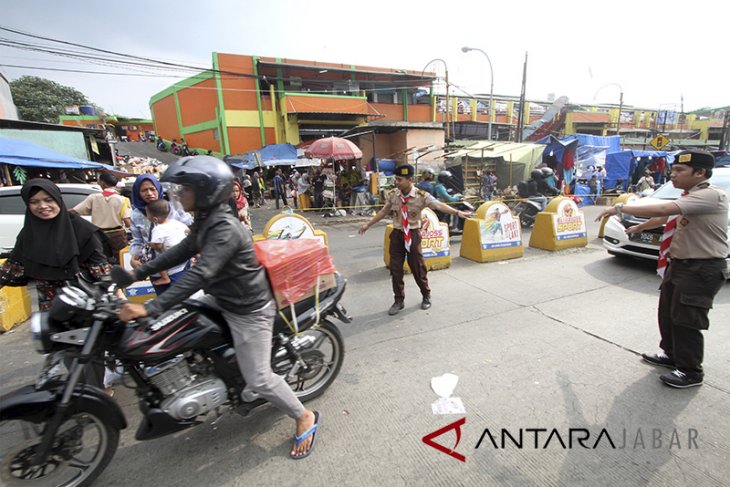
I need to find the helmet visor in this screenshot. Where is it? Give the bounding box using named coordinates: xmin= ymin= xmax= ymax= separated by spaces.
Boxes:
xmin=161 ymin=182 xmax=191 ymax=211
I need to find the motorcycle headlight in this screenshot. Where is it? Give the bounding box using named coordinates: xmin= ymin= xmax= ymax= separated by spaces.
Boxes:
xmin=30 ymin=313 xmax=44 ymax=353
xmin=30 ymin=312 xmax=55 ymax=354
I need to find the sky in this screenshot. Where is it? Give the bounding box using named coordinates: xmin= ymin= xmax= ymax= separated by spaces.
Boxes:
xmin=1 ymin=0 xmax=728 ymax=119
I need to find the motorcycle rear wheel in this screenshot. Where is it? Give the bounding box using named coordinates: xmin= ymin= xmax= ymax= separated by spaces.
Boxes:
xmin=274 ymin=319 xmax=345 ymax=403
xmin=0 ymin=410 xmax=119 ymax=487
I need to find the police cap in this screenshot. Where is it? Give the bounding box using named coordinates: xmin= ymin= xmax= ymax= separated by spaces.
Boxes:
xmin=674 ymin=150 xmax=715 ymax=170
xmin=395 ymin=164 xmax=415 ymax=178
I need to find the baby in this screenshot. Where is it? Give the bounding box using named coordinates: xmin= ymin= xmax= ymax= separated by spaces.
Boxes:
xmin=145 ymin=199 xmax=190 ymax=287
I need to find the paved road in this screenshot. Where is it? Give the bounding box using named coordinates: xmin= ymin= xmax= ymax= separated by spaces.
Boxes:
xmin=115 ymin=140 xmax=180 ymax=165
xmin=1 ymin=206 xmax=728 ymax=486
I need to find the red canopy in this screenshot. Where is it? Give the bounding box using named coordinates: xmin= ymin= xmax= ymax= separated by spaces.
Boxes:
xmin=304 ymin=137 xmax=362 ymax=160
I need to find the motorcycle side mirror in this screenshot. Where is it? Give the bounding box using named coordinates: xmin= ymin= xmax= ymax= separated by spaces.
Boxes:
xmin=111 ymin=265 xmax=136 ymax=288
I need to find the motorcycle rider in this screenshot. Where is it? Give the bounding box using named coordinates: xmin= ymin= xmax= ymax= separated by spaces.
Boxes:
xmin=526 ymin=169 xmax=558 ymax=211
xmin=433 ymin=170 xmax=460 ymax=204
xmin=417 ymin=167 xmax=436 ymax=195
xmin=432 ymin=170 xmax=461 ymax=223
xmin=117 ymin=155 xmax=320 ymax=460
xmin=541 ymin=167 xmax=558 ymax=192
xmin=156 ymin=136 xmax=167 ymax=151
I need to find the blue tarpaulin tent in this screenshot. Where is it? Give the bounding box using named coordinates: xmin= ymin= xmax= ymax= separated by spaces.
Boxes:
xmin=226 ymin=144 xmax=320 ymax=170
xmin=0 ymin=137 xmax=120 ymax=171
xmin=604 ymin=150 xmax=673 ymax=189
xmin=562 ymin=134 xmax=621 ymax=154
xmin=536 ymin=135 xmax=578 ymax=167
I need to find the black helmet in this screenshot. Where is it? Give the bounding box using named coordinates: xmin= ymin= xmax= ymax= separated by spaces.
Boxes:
xmin=530 ymin=169 xmax=543 ymax=180
xmin=437 ymin=170 xmax=453 ymax=183
xmin=161 ymin=155 xmax=233 ymax=210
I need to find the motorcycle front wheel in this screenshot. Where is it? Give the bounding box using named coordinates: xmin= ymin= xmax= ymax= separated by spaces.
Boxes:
xmin=0 ymin=410 xmax=119 ymax=487
xmin=273 ymin=319 xmax=345 ymax=403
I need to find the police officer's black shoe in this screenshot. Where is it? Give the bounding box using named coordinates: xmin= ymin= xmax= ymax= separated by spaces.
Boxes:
xmin=388 ymin=302 xmax=404 ymax=316
xmin=421 ymin=296 xmax=432 ymax=310
xmin=641 ymin=351 xmax=675 ymax=368
xmin=660 ymin=369 xmax=703 ymax=389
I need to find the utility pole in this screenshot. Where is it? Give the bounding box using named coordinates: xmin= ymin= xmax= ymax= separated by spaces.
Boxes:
xmin=616 ymin=90 xmax=623 ymax=136
xmin=515 ymin=52 xmax=528 ymax=142
xmin=445 ymin=67 xmax=451 ymax=142
xmin=720 ymin=110 xmax=730 ymax=151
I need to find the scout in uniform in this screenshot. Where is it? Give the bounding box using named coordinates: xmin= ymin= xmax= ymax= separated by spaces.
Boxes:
xmin=70 ymin=171 xmax=132 ymax=265
xmin=597 ymin=150 xmax=728 ymax=388
xmin=359 ymin=164 xmax=474 ymax=315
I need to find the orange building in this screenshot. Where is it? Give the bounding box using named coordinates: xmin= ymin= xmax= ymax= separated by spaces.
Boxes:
xmin=148 ymin=52 xmax=560 ymax=156
xmin=60 ymin=115 xmax=154 ymax=142
xmin=149 ymin=53 xmax=448 ymax=156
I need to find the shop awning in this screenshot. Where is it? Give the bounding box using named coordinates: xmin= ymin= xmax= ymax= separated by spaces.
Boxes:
xmin=284 ymin=94 xmax=381 ymax=116
xmin=0 ymin=137 xmax=129 ymax=175
xmin=571 ymin=112 xmax=610 ymax=123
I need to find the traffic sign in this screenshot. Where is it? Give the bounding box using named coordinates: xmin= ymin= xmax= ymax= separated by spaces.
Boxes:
xmin=650 ymin=134 xmax=670 ymax=150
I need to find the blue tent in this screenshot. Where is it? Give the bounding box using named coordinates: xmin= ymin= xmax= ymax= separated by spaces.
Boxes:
xmin=562 ymin=134 xmax=621 ymax=154
xmin=604 ymin=150 xmax=673 ymax=189
xmin=227 ymin=143 xmax=319 ymax=170
xmin=0 ymin=137 xmax=120 ymax=172
xmin=536 ymin=135 xmax=578 ymax=166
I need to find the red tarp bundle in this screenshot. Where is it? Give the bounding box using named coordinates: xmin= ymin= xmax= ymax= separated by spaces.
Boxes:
xmin=254 ymin=239 xmax=337 ymax=308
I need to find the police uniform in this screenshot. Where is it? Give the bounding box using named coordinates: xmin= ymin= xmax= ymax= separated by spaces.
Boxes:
xmin=655 ymin=150 xmax=728 ymax=387
xmin=383 ymin=165 xmax=441 ymax=307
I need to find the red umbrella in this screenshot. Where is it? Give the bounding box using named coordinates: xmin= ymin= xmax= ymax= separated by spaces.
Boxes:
xmin=304 ymin=136 xmax=362 ymax=160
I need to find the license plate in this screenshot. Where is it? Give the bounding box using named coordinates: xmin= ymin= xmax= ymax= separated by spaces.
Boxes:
xmin=630 ymin=232 xmax=659 ymax=245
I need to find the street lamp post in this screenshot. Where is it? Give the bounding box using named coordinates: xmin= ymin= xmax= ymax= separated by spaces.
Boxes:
xmin=422 ymin=58 xmax=450 ymax=141
xmin=593 ymin=83 xmax=624 ymax=136
xmin=462 ymin=46 xmax=494 ymax=140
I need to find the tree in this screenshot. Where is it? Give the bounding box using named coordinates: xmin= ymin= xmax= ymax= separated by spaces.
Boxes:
xmin=9 ymin=76 xmax=94 ymax=124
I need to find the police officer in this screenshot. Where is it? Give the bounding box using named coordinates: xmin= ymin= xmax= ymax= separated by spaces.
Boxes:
xmin=359 ymin=164 xmax=474 ymax=315
xmin=597 ymin=150 xmax=728 ymax=388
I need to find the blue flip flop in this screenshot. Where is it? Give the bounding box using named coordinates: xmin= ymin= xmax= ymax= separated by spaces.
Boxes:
xmin=291 ymin=411 xmax=321 ymax=460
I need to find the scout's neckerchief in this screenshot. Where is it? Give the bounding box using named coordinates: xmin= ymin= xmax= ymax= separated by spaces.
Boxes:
xmin=400 ymin=192 xmax=411 ymax=252
xmin=657 ymin=190 xmax=689 ymax=278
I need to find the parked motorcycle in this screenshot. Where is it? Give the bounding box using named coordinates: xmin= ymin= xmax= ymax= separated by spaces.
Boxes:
xmin=0 ymin=272 xmax=350 ymax=486
xmin=156 ymin=137 xmax=167 ymax=152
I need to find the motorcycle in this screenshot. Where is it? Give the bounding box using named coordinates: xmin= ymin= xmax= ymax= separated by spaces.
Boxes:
xmin=436 ymin=193 xmax=475 ymax=235
xmin=156 ymin=137 xmax=167 ymax=152
xmin=602 ymin=178 xmax=626 ymax=196
xmin=513 ymin=198 xmax=544 ymax=228
xmin=0 ymin=272 xmax=350 ymax=486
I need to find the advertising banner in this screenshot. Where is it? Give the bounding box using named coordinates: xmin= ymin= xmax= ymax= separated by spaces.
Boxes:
xmin=552 ymin=199 xmax=587 ymax=241
xmin=479 ymin=203 xmax=520 ymax=250
xmin=420 ymin=208 xmax=450 ymax=258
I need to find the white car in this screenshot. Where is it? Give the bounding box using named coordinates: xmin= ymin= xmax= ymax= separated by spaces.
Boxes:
xmin=0 ymin=183 xmax=100 ymax=257
xmin=602 ymin=167 xmax=730 ymax=263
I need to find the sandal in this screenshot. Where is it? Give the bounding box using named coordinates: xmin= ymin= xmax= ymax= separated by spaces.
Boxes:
xmin=290 ymin=411 xmax=320 ymax=460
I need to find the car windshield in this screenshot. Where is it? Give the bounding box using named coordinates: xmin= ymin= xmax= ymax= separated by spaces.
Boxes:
xmin=650 ymin=169 xmax=730 ymax=200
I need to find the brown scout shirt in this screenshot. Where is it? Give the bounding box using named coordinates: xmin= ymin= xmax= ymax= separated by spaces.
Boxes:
xmin=671 ymin=181 xmax=729 ymax=259
xmin=73 ymin=192 xmax=131 ymax=229
xmin=382 ymin=186 xmax=440 ymax=230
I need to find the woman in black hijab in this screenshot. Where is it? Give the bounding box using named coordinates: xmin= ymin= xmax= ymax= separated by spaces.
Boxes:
xmin=0 ymin=178 xmax=111 ymax=311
